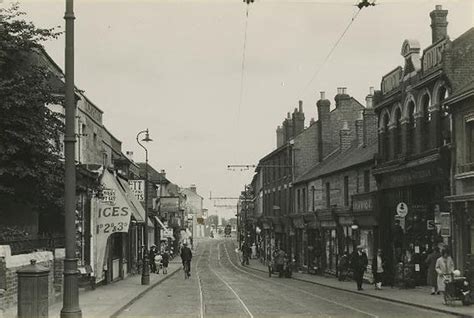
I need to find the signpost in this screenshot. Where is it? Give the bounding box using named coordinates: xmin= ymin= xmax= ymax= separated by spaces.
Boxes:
xmin=396 ymin=202 xmax=408 ymax=218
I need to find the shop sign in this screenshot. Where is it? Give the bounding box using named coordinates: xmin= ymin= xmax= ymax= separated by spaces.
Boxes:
xmin=427 ymin=219 xmax=436 ymax=230
xmin=101 ymin=189 xmax=116 ymax=205
xmin=396 ymin=202 xmax=408 ymax=217
xmin=381 ymin=67 xmax=402 ymax=95
xmin=439 ymin=212 xmax=451 ymax=237
xmin=94 ymin=170 xmax=133 ymax=283
xmin=128 ymin=180 xmax=145 ymax=202
xmin=352 ymin=193 xmax=374 ymax=212
xmin=160 ymin=197 xmax=180 ymax=213
xmin=422 ymin=39 xmax=447 ymax=73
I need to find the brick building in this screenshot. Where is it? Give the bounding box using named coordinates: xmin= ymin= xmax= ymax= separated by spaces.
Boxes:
xmin=372 ymin=5 xmax=474 ymax=287
xmin=293 ymin=89 xmax=378 ymax=273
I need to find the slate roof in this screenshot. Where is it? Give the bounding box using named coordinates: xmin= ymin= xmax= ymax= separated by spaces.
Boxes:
xmin=295 ymin=140 xmax=378 ymax=184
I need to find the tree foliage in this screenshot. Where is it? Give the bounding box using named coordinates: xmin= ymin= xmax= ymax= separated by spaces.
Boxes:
xmin=0 ymin=3 xmax=65 ymax=218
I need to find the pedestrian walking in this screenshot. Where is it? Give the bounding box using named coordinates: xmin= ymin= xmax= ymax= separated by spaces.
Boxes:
xmin=162 ymin=250 xmax=170 ymax=274
xmin=242 ymin=241 xmax=251 ymax=265
xmin=435 ymin=249 xmax=455 ymax=296
xmin=149 ymin=245 xmax=157 ymax=273
xmin=275 ymin=248 xmax=286 ymax=278
xmin=351 ymin=245 xmax=368 ymax=291
xmin=372 ymin=248 xmax=385 ymax=290
xmin=426 ymin=246 xmax=441 ymax=295
xmin=181 ymin=241 xmax=193 ymax=278
xmin=251 ymin=243 xmax=257 ymax=259
xmin=154 ymin=252 xmax=163 ymax=274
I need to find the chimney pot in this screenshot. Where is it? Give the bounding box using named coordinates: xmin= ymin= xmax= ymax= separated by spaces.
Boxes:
xmin=342 ymin=87 xmax=347 ymax=95
xmin=436 ymin=4 xmax=442 ymax=10
xmin=287 ymin=112 xmax=291 ymax=119
xmin=298 ymin=100 xmax=303 ymax=112
xmin=369 ymin=86 xmax=374 ymax=95
xmin=320 ymin=91 xmax=326 ymax=100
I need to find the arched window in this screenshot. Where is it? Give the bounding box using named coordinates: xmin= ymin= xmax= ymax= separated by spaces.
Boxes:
xmin=407 ymin=101 xmax=416 ymax=154
xmin=394 ymin=108 xmax=402 ymax=156
xmin=437 ymin=85 xmax=451 ymax=144
xmin=382 ymin=113 xmax=390 ymax=160
xmin=421 ymin=94 xmax=431 ymax=150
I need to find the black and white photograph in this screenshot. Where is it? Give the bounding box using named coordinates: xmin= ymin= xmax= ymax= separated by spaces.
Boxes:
xmin=1 ymin=0 xmax=474 ymax=317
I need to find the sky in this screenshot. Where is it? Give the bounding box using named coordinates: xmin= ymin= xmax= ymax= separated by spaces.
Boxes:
xmin=4 ymin=0 xmax=473 ymax=218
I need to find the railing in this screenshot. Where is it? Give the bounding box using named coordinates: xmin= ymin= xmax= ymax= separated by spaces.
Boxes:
xmin=458 ymin=162 xmax=474 ymax=174
xmin=0 ymin=234 xmax=65 ymax=255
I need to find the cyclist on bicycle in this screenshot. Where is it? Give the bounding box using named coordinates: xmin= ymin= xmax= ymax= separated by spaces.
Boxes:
xmin=181 ymin=241 xmax=193 ymax=277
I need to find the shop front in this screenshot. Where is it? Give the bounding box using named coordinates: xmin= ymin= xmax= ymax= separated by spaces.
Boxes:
xmin=375 ymin=160 xmax=449 ymax=287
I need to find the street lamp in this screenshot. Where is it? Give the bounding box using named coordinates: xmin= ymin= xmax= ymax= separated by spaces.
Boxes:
xmin=61 ymin=0 xmax=81 ymax=317
xmin=137 ymin=129 xmax=153 ymax=285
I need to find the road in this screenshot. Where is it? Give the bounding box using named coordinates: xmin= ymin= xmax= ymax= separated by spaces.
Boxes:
xmin=118 ymin=239 xmax=455 ymax=318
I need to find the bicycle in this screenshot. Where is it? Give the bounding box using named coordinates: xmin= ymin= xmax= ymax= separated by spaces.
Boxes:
xmin=183 ymin=260 xmax=191 ymax=279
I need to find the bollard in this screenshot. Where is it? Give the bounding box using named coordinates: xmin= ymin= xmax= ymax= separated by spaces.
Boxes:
xmin=17 ymin=259 xmax=49 ymax=318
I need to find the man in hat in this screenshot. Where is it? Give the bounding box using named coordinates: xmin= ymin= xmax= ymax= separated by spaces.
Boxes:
xmin=351 ymin=245 xmax=368 ymax=290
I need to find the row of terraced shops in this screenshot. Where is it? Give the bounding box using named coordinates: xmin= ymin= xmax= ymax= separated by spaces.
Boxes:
xmin=245 ymin=5 xmax=474 ymax=287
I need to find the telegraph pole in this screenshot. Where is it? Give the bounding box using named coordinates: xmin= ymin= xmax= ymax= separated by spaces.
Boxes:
xmin=61 ymin=0 xmax=81 ymax=317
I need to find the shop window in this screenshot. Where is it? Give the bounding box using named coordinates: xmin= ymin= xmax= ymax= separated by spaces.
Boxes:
xmin=363 ymin=170 xmax=370 ymax=193
xmin=421 ymin=94 xmax=431 ymax=150
xmin=343 ymin=176 xmax=349 ymax=206
xmin=325 ymin=182 xmax=330 ymax=208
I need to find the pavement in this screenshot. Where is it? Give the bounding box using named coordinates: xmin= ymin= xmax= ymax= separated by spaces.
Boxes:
xmin=115 ymin=238 xmax=466 ymax=318
xmin=243 ymin=253 xmax=474 ymax=318
xmin=2 ymin=259 xmax=183 ymax=318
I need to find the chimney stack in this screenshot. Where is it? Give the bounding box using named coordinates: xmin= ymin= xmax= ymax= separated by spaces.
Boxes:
xmin=366 ymin=86 xmax=374 ymax=109
xmin=335 ymin=87 xmax=350 ymax=108
xmin=356 ymin=118 xmax=365 ymax=147
xmin=190 ymin=184 xmax=197 ymax=193
xmin=292 ymin=100 xmax=305 ymax=136
xmin=160 ymin=169 xmax=166 ymax=178
xmin=430 ymin=5 xmax=448 ymax=43
xmin=317 ymin=91 xmax=331 ymax=162
xmin=276 ymin=125 xmax=284 ymax=148
xmin=339 ymin=121 xmax=352 ymax=152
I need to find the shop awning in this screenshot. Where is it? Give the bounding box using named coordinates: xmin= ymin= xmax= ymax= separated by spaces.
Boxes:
xmin=116 ymin=176 xmax=146 ymax=223
xmin=147 ymin=217 xmax=155 ymax=228
xmin=154 ymin=216 xmax=168 ymax=229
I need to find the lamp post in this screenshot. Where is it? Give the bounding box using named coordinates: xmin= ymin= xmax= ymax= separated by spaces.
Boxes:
xmin=61 ymin=0 xmax=81 ymax=317
xmin=137 ymin=129 xmax=153 ymax=285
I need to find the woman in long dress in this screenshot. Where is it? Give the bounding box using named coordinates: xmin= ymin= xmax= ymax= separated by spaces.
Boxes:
xmin=435 ymin=249 xmax=454 ymax=295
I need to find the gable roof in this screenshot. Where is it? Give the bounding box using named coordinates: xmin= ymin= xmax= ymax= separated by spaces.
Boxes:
xmin=295 ymin=140 xmax=377 ymax=184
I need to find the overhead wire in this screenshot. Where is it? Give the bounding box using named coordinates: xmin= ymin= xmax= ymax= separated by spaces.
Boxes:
xmin=234 ymin=3 xmax=250 ymax=169
xmin=298 ymin=5 xmax=362 ymax=98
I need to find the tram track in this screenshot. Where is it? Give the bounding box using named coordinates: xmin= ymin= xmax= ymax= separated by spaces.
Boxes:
xmin=217 ymin=241 xmax=376 ymax=318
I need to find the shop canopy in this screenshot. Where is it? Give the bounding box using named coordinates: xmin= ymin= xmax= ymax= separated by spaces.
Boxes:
xmin=116 ymin=176 xmax=147 ymax=223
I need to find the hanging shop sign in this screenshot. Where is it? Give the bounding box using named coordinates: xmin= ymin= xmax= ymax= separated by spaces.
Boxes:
xmin=396 ymin=202 xmax=408 ymax=218
xmin=128 ymin=180 xmax=145 ymax=202
xmin=439 ymin=212 xmax=451 ymax=237
xmin=93 ymin=170 xmax=134 ymax=283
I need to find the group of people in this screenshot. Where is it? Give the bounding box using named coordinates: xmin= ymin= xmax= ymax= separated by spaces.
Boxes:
xmin=349 ymin=244 xmax=458 ymax=298
xmin=149 ymin=245 xmax=170 ymax=274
